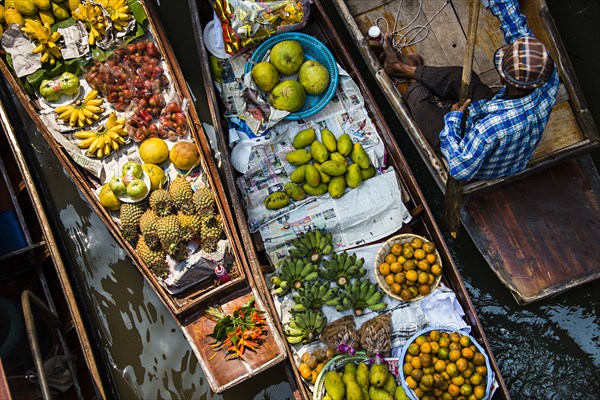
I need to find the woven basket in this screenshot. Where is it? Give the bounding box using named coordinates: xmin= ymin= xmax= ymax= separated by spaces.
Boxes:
xmin=399 ymin=326 xmax=494 ymax=400
xmin=244 ymin=32 xmax=339 ymax=120
xmin=374 ymin=234 xmax=442 ymax=302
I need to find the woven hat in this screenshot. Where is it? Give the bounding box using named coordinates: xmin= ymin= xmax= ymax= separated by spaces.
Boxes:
xmin=494 ymin=36 xmax=554 ymax=89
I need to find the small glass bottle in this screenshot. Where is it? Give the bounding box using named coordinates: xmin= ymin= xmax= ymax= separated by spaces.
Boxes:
xmin=214 ymin=265 xmax=230 ymax=283
xmin=367 ymin=26 xmax=385 ymax=61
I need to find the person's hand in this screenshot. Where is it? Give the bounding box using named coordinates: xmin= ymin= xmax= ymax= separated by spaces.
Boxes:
xmin=451 ymin=99 xmax=471 ymax=113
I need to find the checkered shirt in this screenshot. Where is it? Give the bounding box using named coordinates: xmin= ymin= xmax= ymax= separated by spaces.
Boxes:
xmin=439 ymin=0 xmax=559 ymax=181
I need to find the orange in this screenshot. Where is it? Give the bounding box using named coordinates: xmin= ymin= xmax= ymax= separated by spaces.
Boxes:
xmin=411 ymin=368 xmax=423 ymax=382
xmin=473 ymin=385 xmax=486 ymax=399
xmin=415 ymin=335 xmax=428 ymax=346
xmin=437 ymin=347 xmax=449 ymax=360
xmin=410 ymin=237 xmax=423 ymax=249
xmin=403 ymin=362 xmax=414 ymax=376
xmin=315 ymin=363 xmax=325 ymax=374
xmin=418 ymin=272 xmax=429 ymax=284
xmin=449 ymin=349 xmax=461 ymax=362
xmin=473 ymin=353 xmax=485 ymax=366
xmin=385 ymin=274 xmax=396 ymax=286
xmin=431 ymin=264 xmax=443 ymax=276
xmin=384 ymin=253 xmax=397 ymax=264
xmin=434 ymin=359 xmax=446 ymax=373
xmin=408 ymin=286 xmax=419 ymax=298
xmin=391 ymin=243 xmax=403 ymax=256
xmin=426 ymin=253 xmax=437 ymax=264
xmin=414 ymin=249 xmax=426 ymax=260
xmin=449 ymin=332 xmax=461 ymax=343
xmin=462 ymin=347 xmax=475 ymax=360
xmin=429 ymin=330 xmax=441 ymax=342
xmin=390 ymin=262 xmax=402 ymax=274
xmin=419 ymin=284 xmax=431 ymax=296
xmin=410 ymin=356 xmax=422 ymax=369
xmin=403 ymin=259 xmax=417 ymax=271
xmin=428 ymin=273 xmax=436 ymax=285
xmin=378 ymin=262 xmax=391 ymax=275
xmin=475 ymin=366 xmax=487 ymax=377
xmin=439 ymin=336 xmax=451 ymax=348
xmin=400 ymin=289 xmax=413 ymax=301
xmin=406 ymin=270 xmax=418 ymax=282
xmin=298 ymin=363 xmax=311 ymax=380
xmin=451 ymin=375 xmax=465 ymax=386
xmin=420 ymin=342 xmax=432 ymax=354
xmin=422 ymin=242 xmax=436 ymax=253
xmin=170 ymin=141 xmax=200 ymax=170
xmin=139 ymin=137 xmax=169 ymax=164
xmin=391 ymin=283 xmax=402 ymax=295
xmin=456 ymin=358 xmax=468 ymax=372
xmin=430 ymin=341 xmax=440 ymax=354
xmin=407 ymin=343 xmax=420 ymax=356
xmin=469 ymin=373 xmax=482 ymax=386
xmin=459 ymin=335 xmax=472 ymax=348
xmin=417 ymin=260 xmax=430 ymax=271
xmin=394 ymin=272 xmax=406 ymax=284
xmin=447 ymin=383 xmax=460 ymax=397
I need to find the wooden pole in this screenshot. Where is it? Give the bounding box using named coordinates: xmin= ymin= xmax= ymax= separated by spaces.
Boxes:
xmin=443 ymin=0 xmax=481 ymax=238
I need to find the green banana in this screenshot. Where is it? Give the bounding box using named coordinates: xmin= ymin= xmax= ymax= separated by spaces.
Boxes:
xmin=319 ymin=251 xmax=367 ymax=287
xmin=285 ymin=309 xmax=327 ymax=343
xmin=336 ymin=279 xmax=387 ymax=316
xmin=271 ymin=257 xmax=319 ymax=294
xmin=289 ymin=228 xmax=334 ymax=262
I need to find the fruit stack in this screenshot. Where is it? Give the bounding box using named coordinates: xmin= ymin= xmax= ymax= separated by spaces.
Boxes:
xmin=264 ymin=128 xmax=377 ymax=210
xmin=297 ymin=346 xmax=335 ymax=385
xmin=319 ymin=356 xmax=409 ymax=400
xmin=250 ymin=39 xmax=331 ymax=112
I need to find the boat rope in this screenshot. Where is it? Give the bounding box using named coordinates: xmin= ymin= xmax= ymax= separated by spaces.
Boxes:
xmin=375 ymin=0 xmax=451 ymax=52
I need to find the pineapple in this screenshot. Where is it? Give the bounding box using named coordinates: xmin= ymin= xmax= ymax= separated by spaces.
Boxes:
xmin=193 ymin=187 xmax=216 ymax=214
xmin=136 ymin=236 xmax=168 ymax=278
xmin=169 ymin=176 xmax=195 ymax=215
xmin=156 ymin=214 xmax=182 ymax=255
xmin=139 ymin=209 xmax=161 ymax=250
xmin=201 ymin=213 xmax=222 ymax=253
xmin=149 ymin=189 xmax=174 ymax=217
xmin=177 ymin=212 xmax=202 ymax=241
xmin=120 ymin=201 xmax=146 ymax=243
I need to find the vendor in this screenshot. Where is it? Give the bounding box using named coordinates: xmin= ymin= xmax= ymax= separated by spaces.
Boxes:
xmin=382 ymin=0 xmax=559 ymax=181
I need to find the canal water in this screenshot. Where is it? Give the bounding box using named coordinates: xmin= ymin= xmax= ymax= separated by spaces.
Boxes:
xmin=5 ymin=0 xmax=598 ymax=399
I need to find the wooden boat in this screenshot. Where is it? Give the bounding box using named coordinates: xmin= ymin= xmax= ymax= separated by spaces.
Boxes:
xmin=0 ymin=0 xmax=288 ymax=393
xmin=187 ymin=0 xmax=510 ymax=398
xmin=0 ymin=92 xmax=107 ymax=399
xmin=328 ymin=0 xmax=600 ymax=303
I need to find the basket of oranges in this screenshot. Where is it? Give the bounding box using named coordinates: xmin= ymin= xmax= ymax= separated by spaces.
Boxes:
xmin=374 ymin=234 xmax=442 ymax=302
xmin=399 ymin=326 xmax=493 ymax=400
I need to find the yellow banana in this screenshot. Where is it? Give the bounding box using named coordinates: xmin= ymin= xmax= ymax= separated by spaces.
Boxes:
xmin=87 ymin=136 xmax=102 ymax=155
xmin=77 ymin=136 xmax=97 ymax=148
xmin=74 ymin=130 xmax=95 ymax=139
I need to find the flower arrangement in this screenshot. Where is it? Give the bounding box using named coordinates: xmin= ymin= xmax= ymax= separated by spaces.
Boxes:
xmin=206 ymin=297 xmax=268 ymax=360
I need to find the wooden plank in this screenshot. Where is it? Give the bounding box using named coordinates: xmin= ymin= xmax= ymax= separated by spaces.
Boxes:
xmin=462 ymin=155 xmax=600 ymax=303
xmin=0 ymin=359 xmax=12 ymax=400
xmin=345 ymin=0 xmax=397 ymax=16
xmin=182 ymin=290 xmax=287 ymax=393
xmin=532 ymin=101 xmax=585 ymax=160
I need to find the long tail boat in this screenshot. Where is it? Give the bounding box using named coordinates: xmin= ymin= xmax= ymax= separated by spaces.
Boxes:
xmin=187 ymin=0 xmax=510 ymax=398
xmin=0 ymin=92 xmax=107 ymax=398
xmin=0 ymin=0 xmax=288 ymax=393
xmin=328 ymin=0 xmax=600 ymax=304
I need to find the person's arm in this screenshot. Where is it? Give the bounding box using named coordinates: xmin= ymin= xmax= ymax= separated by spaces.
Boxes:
xmin=488 ymin=0 xmax=532 ymax=44
xmin=439 ymin=112 xmax=494 ymax=181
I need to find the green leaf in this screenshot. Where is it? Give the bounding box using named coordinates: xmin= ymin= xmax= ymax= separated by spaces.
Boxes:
xmin=52 ymin=18 xmax=76 ymax=31
xmin=129 ymin=0 xmax=148 ymax=26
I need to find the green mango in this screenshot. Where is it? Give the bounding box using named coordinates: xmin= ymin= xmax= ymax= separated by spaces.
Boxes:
xmin=38 ymin=8 xmax=54 ymax=24
xmin=394 ymin=386 xmax=410 ymax=400
xmin=369 ymin=363 xmax=389 ymax=388
xmin=320 ymin=128 xmax=337 ymax=152
xmin=51 ymin=1 xmax=70 ymax=20
xmin=321 ymin=160 xmax=347 ymax=177
xmin=382 ymin=373 xmax=397 ymax=395
xmin=16 ymin=0 xmax=38 ymax=16
xmin=289 ymin=165 xmax=307 ymax=183
xmin=360 ymin=165 xmax=376 ymax=180
xmin=310 ymin=140 xmax=329 ymax=163
xmin=209 ymin=55 xmax=223 ymax=80
xmin=330 ymin=151 xmax=348 ymax=168
xmin=264 ymin=191 xmax=290 ymax=210
xmin=337 ymin=133 xmax=353 ymax=156
xmin=286 ymin=149 xmax=312 ymax=166
xmin=292 ymin=128 xmax=316 ymax=149
xmin=356 ymin=362 xmax=369 ymax=389
xmin=362 ymin=387 xmax=371 ymax=400
xmin=351 ymin=143 xmax=370 ymax=169
xmin=346 ymin=380 xmax=364 ymax=400
xmin=314 ymin=163 xmax=331 ymax=183
xmin=284 ymin=182 xmax=306 ymax=201
xmin=33 ymin=0 xmax=51 ymax=10
xmin=305 ymin=164 xmax=321 ymax=187
xmin=303 ymin=182 xmax=328 ymax=196
xmin=328 ymin=176 xmax=346 ymax=199
xmin=324 ymin=370 xmax=345 ymax=400
xmin=369 ymin=386 xmax=394 ymax=400
xmin=345 ymin=163 xmax=363 ymax=188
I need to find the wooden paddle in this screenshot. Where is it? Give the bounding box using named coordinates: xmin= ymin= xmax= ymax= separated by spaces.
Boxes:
xmin=443 ymin=0 xmax=482 ymax=238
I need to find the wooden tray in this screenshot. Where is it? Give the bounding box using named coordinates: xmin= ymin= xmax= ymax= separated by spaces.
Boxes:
xmin=182 ymin=288 xmax=288 ymax=393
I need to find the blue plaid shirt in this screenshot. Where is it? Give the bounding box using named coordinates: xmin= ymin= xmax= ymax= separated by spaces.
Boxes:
xmin=439 ymin=0 xmax=559 ymax=181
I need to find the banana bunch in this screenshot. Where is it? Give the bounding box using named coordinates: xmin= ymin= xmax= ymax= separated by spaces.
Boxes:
xmin=336 ymin=279 xmax=387 ymax=316
xmin=289 ymin=228 xmax=333 ymax=263
xmin=74 ymin=111 xmax=127 ymax=158
xmin=291 ymin=281 xmax=340 ymax=312
xmin=71 ymin=1 xmax=106 ymax=45
xmin=285 ymin=309 xmax=327 ymax=345
xmin=97 ymin=0 xmax=132 ymax=31
xmin=55 ymin=89 xmax=104 ymax=127
xmin=319 ymin=251 xmax=367 ymax=287
xmin=21 ymin=20 xmax=62 ymax=65
xmin=270 ymin=258 xmax=319 ymax=296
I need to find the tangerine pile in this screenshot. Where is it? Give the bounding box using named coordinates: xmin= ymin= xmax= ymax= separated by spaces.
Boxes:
xmin=403 ymin=330 xmax=488 ymax=400
xmin=297 ymin=346 xmax=335 ymax=384
xmin=377 ymin=237 xmax=442 ymax=301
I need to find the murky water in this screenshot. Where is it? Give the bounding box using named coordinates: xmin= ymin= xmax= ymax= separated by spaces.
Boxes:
xmin=4 ymin=0 xmax=599 ymax=399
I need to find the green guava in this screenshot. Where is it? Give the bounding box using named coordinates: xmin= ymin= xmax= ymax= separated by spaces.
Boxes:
xmin=269 ymin=40 xmax=304 ymax=75
xmin=298 ymin=60 xmax=330 ymax=95
xmin=251 ymin=61 xmax=280 ymax=92
xmin=269 ymin=80 xmax=306 ymax=112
